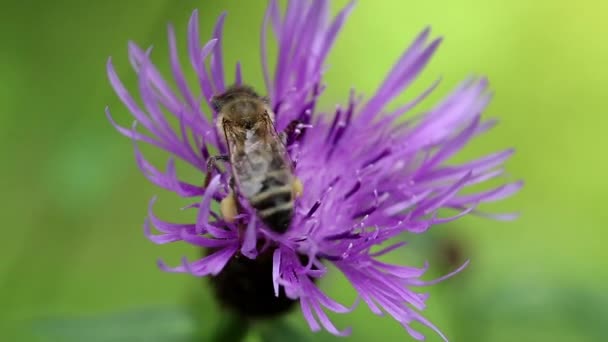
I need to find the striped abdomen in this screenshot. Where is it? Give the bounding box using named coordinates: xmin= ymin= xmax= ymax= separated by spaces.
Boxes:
xmin=248 ymin=171 xmax=294 ymax=233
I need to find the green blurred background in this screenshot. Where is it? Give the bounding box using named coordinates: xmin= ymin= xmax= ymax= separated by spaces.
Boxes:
xmin=1 ymin=0 xmax=606 ymax=341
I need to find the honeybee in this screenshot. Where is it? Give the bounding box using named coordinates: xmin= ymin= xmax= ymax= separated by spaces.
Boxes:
xmin=209 ymin=85 xmax=302 ymax=234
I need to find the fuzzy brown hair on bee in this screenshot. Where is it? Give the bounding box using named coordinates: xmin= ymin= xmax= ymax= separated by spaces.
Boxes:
xmin=210 ymin=85 xmax=302 ymax=234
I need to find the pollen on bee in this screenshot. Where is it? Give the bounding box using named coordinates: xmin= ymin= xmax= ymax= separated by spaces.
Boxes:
xmin=292 ymin=178 xmax=304 ymax=198
xmin=220 ymin=192 xmax=238 ymax=222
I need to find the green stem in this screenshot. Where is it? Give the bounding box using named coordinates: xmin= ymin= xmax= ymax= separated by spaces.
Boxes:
xmin=209 ymin=313 xmax=250 ymax=342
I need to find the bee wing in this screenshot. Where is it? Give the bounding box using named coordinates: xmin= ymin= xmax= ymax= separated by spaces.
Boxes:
xmin=262 ymin=112 xmax=281 ymax=145
xmin=222 ymin=119 xmax=246 ymax=159
xmin=263 ymin=112 xmax=294 ymax=168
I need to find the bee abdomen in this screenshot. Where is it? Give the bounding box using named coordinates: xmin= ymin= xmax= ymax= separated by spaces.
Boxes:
xmin=257 ymin=202 xmax=294 ymax=234
xmin=250 ymin=183 xmax=294 ymax=233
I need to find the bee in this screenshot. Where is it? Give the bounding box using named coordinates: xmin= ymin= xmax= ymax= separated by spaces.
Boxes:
xmin=208 ymin=85 xmax=303 ymax=234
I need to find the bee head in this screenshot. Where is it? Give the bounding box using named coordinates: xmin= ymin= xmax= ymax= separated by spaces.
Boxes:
xmin=213 ymin=85 xmax=274 ymax=137
xmin=212 ymin=84 xmax=267 ymax=111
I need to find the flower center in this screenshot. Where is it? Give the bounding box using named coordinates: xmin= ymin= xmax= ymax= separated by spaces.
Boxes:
xmin=208 ymin=248 xmax=298 ymax=319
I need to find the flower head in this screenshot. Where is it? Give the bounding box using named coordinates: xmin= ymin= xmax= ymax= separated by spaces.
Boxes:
xmin=107 ymin=0 xmax=521 ymax=340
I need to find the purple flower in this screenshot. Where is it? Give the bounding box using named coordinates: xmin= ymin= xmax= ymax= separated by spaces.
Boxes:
xmin=106 ymin=0 xmax=521 ymax=340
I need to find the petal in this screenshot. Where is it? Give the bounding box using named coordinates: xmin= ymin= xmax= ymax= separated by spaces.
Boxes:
xmin=179 ymin=229 xmax=235 ymax=248
xmin=195 ymin=175 xmax=221 ymax=234
xmin=143 ymin=218 xmax=182 ymax=244
xmin=147 ymin=196 xmax=195 ymax=233
xmin=384 ymin=189 xmax=433 ymax=216
xmin=158 ymin=245 xmax=237 ymax=276
xmin=272 ymin=248 xmax=281 ymax=297
xmin=415 ymin=149 xmax=515 ymax=184
xmin=105 ymin=107 xmax=162 ymax=148
xmin=107 ymin=58 xmax=154 ymax=131
xmin=300 ymin=299 xmax=321 ymax=332
xmin=412 ymin=171 xmax=473 ymax=217
xmin=210 ymin=13 xmax=227 ymax=93
xmin=369 ymin=241 xmax=408 ymax=257
xmin=410 ymin=260 xmax=470 ymax=286
xmin=128 ymin=42 xmax=182 ymax=116
xmin=310 ymin=299 xmax=352 ymax=336
xmin=241 ymin=216 xmax=258 ymax=259
xmin=167 ymin=24 xmax=198 ymax=111
xmin=360 ymin=30 xmax=441 ymax=122
xmin=447 ymin=180 xmax=523 ymax=205
xmin=187 ymin=11 xmax=216 ymax=104
xmin=302 ymin=277 xmax=353 ymax=313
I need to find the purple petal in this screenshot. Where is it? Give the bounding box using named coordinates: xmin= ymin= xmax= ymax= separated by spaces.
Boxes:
xmin=210 ymin=13 xmax=227 ymax=93
xmin=144 ymin=218 xmax=182 ymax=244
xmin=158 ymin=245 xmax=237 ymax=276
xmin=195 ymin=175 xmax=221 ymax=234
xmin=360 ymin=30 xmax=441 ymax=122
xmin=447 ymin=180 xmax=524 ymax=205
xmin=310 ymin=299 xmax=352 ymax=336
xmin=300 ymin=299 xmax=321 ymax=332
xmin=147 ymin=196 xmax=195 ymax=234
xmin=241 ymin=216 xmax=258 ymax=259
xmin=272 ymin=248 xmax=281 ymax=297
xmin=105 ymin=107 xmax=162 ymax=148
xmin=410 ymin=260 xmax=470 ymax=286
xmin=370 ymin=242 xmax=408 ymax=257
xmin=180 ymin=229 xmax=235 ymax=248
xmin=107 ymin=58 xmax=155 ymax=131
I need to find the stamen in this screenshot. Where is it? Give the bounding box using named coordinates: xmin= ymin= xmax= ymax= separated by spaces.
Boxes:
xmin=325 ymin=106 xmax=342 ymax=143
xmin=352 ymin=205 xmax=377 ymax=219
xmin=306 ymin=200 xmax=321 ymax=218
xmin=343 ymin=180 xmax=361 ymax=199
xmin=324 ymin=231 xmax=360 ymax=241
xmin=361 ymin=148 xmax=391 ymax=168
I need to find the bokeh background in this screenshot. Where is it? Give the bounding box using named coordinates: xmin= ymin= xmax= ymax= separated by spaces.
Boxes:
xmin=1 ymin=0 xmax=606 ymax=341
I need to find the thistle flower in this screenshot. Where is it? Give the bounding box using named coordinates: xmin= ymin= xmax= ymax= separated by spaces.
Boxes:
xmin=106 ymin=0 xmax=521 ymax=340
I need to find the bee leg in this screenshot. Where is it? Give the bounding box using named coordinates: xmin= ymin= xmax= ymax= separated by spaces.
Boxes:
xmin=292 ymin=177 xmax=304 ymax=198
xmin=280 ymin=119 xmax=303 ymax=145
xmin=203 ymin=155 xmax=229 ymax=188
xmin=221 ymin=177 xmax=243 ymax=223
